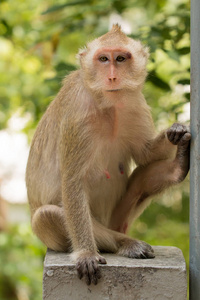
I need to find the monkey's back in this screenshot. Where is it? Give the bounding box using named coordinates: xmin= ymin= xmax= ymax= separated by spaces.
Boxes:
xmin=26 ymin=70 xmax=96 ymax=213
xmin=26 ymin=97 xmax=63 ymax=213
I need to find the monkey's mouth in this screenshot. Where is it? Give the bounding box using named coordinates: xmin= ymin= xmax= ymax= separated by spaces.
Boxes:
xmin=106 ymin=89 xmax=122 ymax=92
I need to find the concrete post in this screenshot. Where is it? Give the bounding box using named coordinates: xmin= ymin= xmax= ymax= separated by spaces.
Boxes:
xmin=43 ymin=246 xmax=187 ymax=300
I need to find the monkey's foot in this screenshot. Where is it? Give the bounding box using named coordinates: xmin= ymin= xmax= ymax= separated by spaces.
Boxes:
xmin=75 ymin=251 xmax=107 ymax=285
xmin=117 ymin=239 xmax=155 ymax=259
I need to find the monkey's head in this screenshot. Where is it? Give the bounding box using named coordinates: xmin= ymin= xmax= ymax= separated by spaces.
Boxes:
xmin=78 ymin=24 xmax=149 ymax=98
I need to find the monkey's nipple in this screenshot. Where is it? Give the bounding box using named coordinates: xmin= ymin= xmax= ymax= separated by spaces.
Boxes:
xmin=104 ymin=170 xmax=111 ymax=179
xmin=119 ymin=162 xmax=124 ymax=175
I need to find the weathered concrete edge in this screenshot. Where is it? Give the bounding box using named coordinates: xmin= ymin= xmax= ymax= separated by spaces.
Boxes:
xmin=44 ymin=246 xmax=187 ymax=271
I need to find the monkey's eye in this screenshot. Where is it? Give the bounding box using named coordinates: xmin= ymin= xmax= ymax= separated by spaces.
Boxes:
xmin=116 ymin=56 xmax=126 ymax=62
xmin=99 ymin=56 xmax=108 ymax=62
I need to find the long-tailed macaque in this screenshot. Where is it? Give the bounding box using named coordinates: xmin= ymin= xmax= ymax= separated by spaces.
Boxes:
xmin=26 ymin=25 xmax=191 ymax=285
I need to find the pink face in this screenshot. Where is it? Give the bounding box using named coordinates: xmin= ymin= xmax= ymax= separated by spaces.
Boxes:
xmin=93 ymin=47 xmax=133 ymax=93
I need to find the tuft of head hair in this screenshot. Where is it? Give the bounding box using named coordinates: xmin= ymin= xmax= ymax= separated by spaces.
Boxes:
xmin=99 ymin=24 xmax=128 ymax=46
xmin=110 ymin=24 xmax=122 ymax=32
xmin=78 ymin=24 xmax=128 ymax=60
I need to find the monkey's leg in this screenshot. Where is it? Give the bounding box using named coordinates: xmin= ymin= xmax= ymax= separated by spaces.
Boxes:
xmin=109 ymin=161 xmax=175 ymax=233
xmin=31 ymin=204 xmax=71 ymax=251
xmin=32 ymin=205 xmax=107 ymax=285
xmin=92 ymin=218 xmax=155 ymax=259
xmin=110 ymin=127 xmax=191 ymax=232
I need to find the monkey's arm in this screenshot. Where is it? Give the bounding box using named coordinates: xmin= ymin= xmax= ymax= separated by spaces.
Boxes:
xmin=145 ymin=123 xmax=190 ymax=165
xmin=59 ymin=119 xmax=106 ymax=285
xmin=135 ymin=130 xmax=176 ymax=166
xmin=110 ymin=123 xmax=191 ymax=232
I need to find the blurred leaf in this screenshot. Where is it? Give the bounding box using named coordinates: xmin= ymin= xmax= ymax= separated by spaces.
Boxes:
xmin=177 ymin=47 xmax=190 ymax=55
xmin=0 ymin=224 xmax=45 ymax=300
xmin=185 ymin=93 xmax=190 ymax=101
xmin=42 ymin=0 xmax=91 ymax=15
xmin=147 ymin=71 xmax=171 ymax=91
xmin=55 ymin=62 xmax=76 ymax=73
xmin=178 ymin=79 xmax=190 ymax=85
xmin=166 ymin=50 xmax=180 ymax=62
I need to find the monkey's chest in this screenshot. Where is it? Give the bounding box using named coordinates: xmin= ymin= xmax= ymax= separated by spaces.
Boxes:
xmin=87 ymin=142 xmax=131 ymax=226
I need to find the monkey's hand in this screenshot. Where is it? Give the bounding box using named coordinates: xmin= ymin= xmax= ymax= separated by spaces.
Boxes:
xmin=167 ymin=123 xmax=191 ymax=182
xmin=167 ymin=123 xmax=191 ymax=146
xmin=117 ymin=239 xmax=155 ymax=259
xmin=75 ymin=251 xmax=107 ymax=285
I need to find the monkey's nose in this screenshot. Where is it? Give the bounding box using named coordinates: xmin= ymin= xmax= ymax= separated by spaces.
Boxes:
xmin=108 ymin=77 xmax=117 ymax=83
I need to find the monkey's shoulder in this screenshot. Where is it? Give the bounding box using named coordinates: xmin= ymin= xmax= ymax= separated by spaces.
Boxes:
xmin=62 ymin=70 xmax=81 ymax=86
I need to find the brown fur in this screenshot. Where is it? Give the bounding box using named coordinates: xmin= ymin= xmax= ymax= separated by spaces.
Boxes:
xmin=26 ymin=25 xmax=191 ymax=285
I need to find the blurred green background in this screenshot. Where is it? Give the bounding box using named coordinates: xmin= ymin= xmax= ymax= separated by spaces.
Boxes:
xmin=0 ymin=0 xmax=190 ymax=299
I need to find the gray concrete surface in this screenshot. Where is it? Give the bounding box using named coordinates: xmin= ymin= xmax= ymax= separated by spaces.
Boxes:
xmin=43 ymin=246 xmax=187 ymax=300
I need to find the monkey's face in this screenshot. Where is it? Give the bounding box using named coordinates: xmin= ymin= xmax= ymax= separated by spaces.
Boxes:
xmin=92 ymin=47 xmax=133 ymax=93
xmin=79 ymin=26 xmax=149 ymax=100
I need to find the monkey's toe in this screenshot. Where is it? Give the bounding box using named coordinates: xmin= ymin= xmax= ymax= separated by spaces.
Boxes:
xmin=97 ymin=255 xmax=107 ymax=264
xmin=117 ymin=239 xmax=155 ymax=259
xmin=132 ymin=240 xmax=155 ymax=259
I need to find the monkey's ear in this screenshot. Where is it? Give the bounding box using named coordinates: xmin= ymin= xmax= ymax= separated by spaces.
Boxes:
xmin=77 ymin=47 xmax=87 ymax=60
xmin=78 ymin=47 xmax=87 ymax=56
xmin=77 ymin=47 xmax=88 ymax=64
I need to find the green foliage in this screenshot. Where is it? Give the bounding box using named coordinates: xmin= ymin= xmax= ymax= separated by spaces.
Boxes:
xmin=0 ymin=224 xmax=45 ymax=300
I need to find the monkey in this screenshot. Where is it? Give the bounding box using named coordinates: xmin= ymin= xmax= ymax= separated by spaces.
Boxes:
xmin=26 ymin=24 xmax=191 ymax=286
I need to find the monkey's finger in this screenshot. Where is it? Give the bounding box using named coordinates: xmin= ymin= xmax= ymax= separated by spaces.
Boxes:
xmin=94 ymin=261 xmax=102 ymax=281
xmin=97 ymin=255 xmax=107 ymax=265
xmin=76 ymin=262 xmax=84 ymax=280
xmin=179 ymin=132 xmax=191 ymax=146
xmin=85 ymin=274 xmax=91 ymax=286
xmin=173 ymin=124 xmax=190 ymax=144
xmin=173 ymin=131 xmax=186 ymax=144
xmin=170 ymin=123 xmax=186 ymax=132
xmin=96 ymin=268 xmax=102 ymax=280
xmin=167 ymin=129 xmax=176 ymax=143
xmin=86 ymin=260 xmax=101 ymax=285
xmin=91 ymin=261 xmax=101 ymax=285
xmin=77 ymin=271 xmax=83 ymax=280
xmin=167 ymin=127 xmax=182 ymax=144
xmin=85 ymin=262 xmax=92 ymax=285
xmin=77 ymin=260 xmax=90 ymax=283
xmin=91 ymin=275 xmax=98 ymax=286
xmin=167 ymin=130 xmax=183 ymax=145
xmin=167 ymin=123 xmax=190 ymax=145
xmin=167 ymin=123 xmax=180 ymax=140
